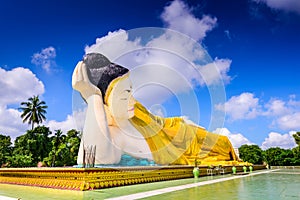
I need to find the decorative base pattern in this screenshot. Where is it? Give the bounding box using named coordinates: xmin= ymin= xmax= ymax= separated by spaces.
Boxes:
xmin=0 ymin=165 xmax=266 ymax=191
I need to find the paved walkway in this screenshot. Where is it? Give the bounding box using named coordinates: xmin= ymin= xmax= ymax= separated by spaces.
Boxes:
xmin=0 ymin=197 xmax=19 ymax=200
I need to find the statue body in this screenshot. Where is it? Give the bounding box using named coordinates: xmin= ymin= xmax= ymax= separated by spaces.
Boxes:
xmin=72 ymin=53 xmax=240 ymax=166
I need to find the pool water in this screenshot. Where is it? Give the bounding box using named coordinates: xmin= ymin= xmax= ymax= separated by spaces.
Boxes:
xmin=142 ymin=170 xmax=300 ymax=200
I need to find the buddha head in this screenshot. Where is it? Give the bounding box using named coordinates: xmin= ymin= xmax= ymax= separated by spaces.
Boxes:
xmin=83 ymin=53 xmax=135 ymax=119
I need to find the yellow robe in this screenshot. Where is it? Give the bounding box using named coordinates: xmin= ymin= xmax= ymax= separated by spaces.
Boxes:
xmin=129 ymin=102 xmax=240 ymax=165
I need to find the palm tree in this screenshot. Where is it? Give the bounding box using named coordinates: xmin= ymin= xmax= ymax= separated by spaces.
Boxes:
xmin=19 ymin=95 xmax=48 ymax=130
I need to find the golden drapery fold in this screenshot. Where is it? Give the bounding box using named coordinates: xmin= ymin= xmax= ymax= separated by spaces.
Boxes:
xmin=129 ymin=102 xmax=240 ymax=166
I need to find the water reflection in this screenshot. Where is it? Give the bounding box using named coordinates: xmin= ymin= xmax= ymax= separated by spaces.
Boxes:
xmin=144 ymin=171 xmax=300 ymax=200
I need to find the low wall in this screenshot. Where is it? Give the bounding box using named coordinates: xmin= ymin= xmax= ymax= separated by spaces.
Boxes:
xmin=270 ymin=166 xmax=300 ymax=169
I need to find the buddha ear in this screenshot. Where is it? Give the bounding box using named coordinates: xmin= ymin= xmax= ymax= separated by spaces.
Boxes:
xmin=104 ymin=104 xmax=113 ymax=126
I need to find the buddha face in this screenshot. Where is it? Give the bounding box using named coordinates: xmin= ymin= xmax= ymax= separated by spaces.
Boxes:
xmin=106 ymin=74 xmax=135 ymax=120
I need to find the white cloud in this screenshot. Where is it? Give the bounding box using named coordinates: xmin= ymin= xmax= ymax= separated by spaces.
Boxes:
xmin=0 ymin=67 xmax=45 ymax=105
xmin=46 ymin=114 xmax=77 ymax=134
xmin=85 ymin=29 xmax=142 ymax=62
xmin=263 ymin=98 xmax=290 ymax=116
xmin=128 ymin=56 xmax=199 ymax=105
xmin=49 ymin=107 xmax=87 ymax=134
xmin=263 ymin=96 xmax=300 ymax=130
xmin=214 ymin=128 xmax=253 ymax=148
xmin=85 ymin=28 xmax=230 ymax=106
xmin=0 ymin=67 xmax=45 ymax=139
xmin=161 ymin=0 xmax=217 ymax=41
xmin=261 ymin=131 xmax=297 ymax=150
xmin=217 ymin=93 xmax=300 ymax=136
xmin=0 ymin=105 xmax=28 ymax=140
xmin=253 ymin=0 xmax=300 ymax=14
xmin=288 ymin=95 xmax=300 ymax=107
xmin=182 ymin=116 xmax=203 ymax=128
xmin=198 ymin=58 xmax=232 ymax=86
xmin=216 ymin=92 xmax=260 ymax=120
xmin=84 ymin=1 xmax=230 ymax=106
xmin=31 ymin=46 xmax=56 ymax=73
xmin=145 ymin=29 xmax=206 ymax=63
xmin=276 ymin=112 xmax=300 ymax=130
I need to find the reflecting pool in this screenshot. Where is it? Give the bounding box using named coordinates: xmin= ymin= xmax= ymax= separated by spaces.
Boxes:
xmin=142 ymin=169 xmax=300 ymax=200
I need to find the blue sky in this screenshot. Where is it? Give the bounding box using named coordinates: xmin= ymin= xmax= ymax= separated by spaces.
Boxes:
xmin=1 ymin=0 xmax=300 ymax=150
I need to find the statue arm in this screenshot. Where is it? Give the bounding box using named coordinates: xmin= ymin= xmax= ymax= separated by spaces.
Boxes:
xmin=72 ymin=61 xmax=121 ymax=164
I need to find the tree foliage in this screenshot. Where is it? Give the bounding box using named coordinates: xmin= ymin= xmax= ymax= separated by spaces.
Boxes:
xmin=12 ymin=126 xmax=52 ymax=166
xmin=293 ymin=132 xmax=300 ymax=146
xmin=6 ymin=154 xmax=33 ymax=167
xmin=237 ymin=134 xmax=300 ymax=166
xmin=0 ymin=134 xmax=12 ymax=167
xmin=292 ymin=146 xmax=300 ymax=165
xmin=264 ymin=147 xmax=296 ymax=166
xmin=44 ymin=129 xmax=81 ymax=167
xmin=2 ymin=127 xmax=81 ymax=168
xmin=238 ymin=144 xmax=264 ymax=164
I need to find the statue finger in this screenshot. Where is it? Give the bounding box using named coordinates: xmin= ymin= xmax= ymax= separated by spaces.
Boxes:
xmin=81 ymin=63 xmax=90 ymax=83
xmin=72 ymin=61 xmax=83 ymax=87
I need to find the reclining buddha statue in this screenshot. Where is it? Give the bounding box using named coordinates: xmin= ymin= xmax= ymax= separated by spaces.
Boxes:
xmin=72 ymin=53 xmax=241 ymax=166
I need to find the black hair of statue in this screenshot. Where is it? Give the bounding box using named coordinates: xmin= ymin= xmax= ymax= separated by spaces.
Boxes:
xmin=83 ymin=53 xmax=129 ymax=102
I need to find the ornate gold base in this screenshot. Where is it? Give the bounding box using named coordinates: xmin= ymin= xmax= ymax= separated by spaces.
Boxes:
xmin=0 ymin=165 xmax=266 ymax=191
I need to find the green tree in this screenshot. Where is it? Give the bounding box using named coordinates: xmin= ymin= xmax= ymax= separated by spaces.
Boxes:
xmin=290 ymin=132 xmax=300 ymax=165
xmin=264 ymin=147 xmax=281 ymax=166
xmin=44 ymin=129 xmax=81 ymax=167
xmin=293 ymin=132 xmax=300 ymax=146
xmin=291 ymin=146 xmax=300 ymax=165
xmin=238 ymin=144 xmax=264 ymax=164
xmin=0 ymin=134 xmax=12 ymax=167
xmin=64 ymin=129 xmax=81 ymax=166
xmin=19 ymin=95 xmax=48 ymax=130
xmin=6 ymin=154 xmax=33 ymax=167
xmin=12 ymin=126 xmax=52 ymax=166
xmin=277 ymin=149 xmax=294 ymax=166
xmin=263 ymin=147 xmax=295 ymax=166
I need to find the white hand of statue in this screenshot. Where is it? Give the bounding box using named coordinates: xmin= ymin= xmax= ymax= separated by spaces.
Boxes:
xmin=72 ymin=61 xmax=102 ymax=100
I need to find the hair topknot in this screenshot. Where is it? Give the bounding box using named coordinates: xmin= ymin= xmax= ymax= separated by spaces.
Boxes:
xmin=83 ymin=53 xmax=129 ymax=101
